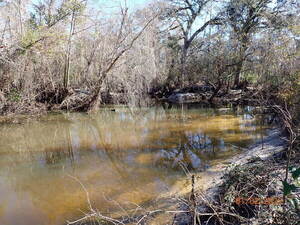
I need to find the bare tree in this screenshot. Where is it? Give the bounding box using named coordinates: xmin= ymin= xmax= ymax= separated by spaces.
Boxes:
xmin=80 ymin=5 xmax=161 ymax=112
xmin=164 ymin=0 xmax=222 ymax=87
xmin=63 ymin=0 xmax=86 ymax=89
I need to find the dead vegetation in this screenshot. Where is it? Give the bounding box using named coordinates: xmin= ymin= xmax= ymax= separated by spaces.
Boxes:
xmin=169 ymin=153 xmax=299 ymax=225
xmin=66 ymin=154 xmax=299 ymax=225
xmin=0 ymin=0 xmax=299 ymax=223
xmin=0 ymin=0 xmax=299 ymax=115
xmin=171 ymin=100 xmax=300 ymax=225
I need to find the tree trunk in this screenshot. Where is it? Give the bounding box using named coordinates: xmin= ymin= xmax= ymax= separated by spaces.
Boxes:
xmin=233 ymin=60 xmax=243 ymax=88
xmin=233 ymin=37 xmax=249 ymax=88
xmin=87 ymin=74 xmax=106 ymax=113
xmin=180 ymin=40 xmax=189 ymax=88
xmin=87 ymin=86 xmax=102 ymax=113
xmin=209 ymin=79 xmax=222 ymax=102
xmin=63 ymin=10 xmax=75 ymax=89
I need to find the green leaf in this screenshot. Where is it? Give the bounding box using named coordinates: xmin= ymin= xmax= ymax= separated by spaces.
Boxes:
xmin=283 ymin=181 xmax=297 ymax=196
xmin=291 ymin=168 xmax=300 ymax=180
xmin=289 ymin=166 xmax=295 ymax=171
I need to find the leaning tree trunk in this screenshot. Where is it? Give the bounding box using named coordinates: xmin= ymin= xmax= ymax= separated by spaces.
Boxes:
xmin=87 ymin=86 xmax=102 ymax=113
xmin=87 ymin=74 xmax=106 ymax=113
xmin=209 ymin=80 xmax=223 ymax=103
xmin=83 ymin=12 xmax=158 ymax=113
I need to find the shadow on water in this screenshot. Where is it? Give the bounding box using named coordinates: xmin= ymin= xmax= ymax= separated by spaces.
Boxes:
xmin=0 ymin=104 xmax=273 ymax=225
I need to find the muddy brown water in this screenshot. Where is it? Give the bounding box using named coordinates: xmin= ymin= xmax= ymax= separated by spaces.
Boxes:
xmin=0 ymin=105 xmax=271 ymax=225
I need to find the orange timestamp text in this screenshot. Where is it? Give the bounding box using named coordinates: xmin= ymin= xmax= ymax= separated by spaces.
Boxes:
xmin=235 ymin=197 xmax=283 ymax=205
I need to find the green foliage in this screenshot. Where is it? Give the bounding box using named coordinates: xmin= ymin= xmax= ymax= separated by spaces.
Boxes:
xmin=277 ymin=72 xmax=300 ymax=105
xmin=7 ymin=89 xmax=21 ymax=102
xmin=29 ymin=0 xmax=85 ymax=28
xmin=283 ymin=166 xmax=300 ymax=214
xmin=166 ymin=36 xmax=181 ymax=51
xmin=226 ymin=0 xmax=270 ymax=37
xmin=244 ymin=72 xmax=259 ymax=83
xmin=290 ymin=167 xmax=300 ymax=180
xmin=283 ymin=180 xmax=298 ymax=196
xmin=20 ymin=28 xmax=41 ymax=48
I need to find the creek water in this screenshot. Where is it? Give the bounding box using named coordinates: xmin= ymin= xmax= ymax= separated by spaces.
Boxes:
xmin=0 ymin=105 xmax=271 ymax=225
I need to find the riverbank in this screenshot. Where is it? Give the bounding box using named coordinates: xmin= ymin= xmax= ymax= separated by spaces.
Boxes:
xmin=167 ymin=129 xmax=286 ymax=196
xmin=66 ymin=129 xmax=299 ymax=225
xmin=172 ymin=129 xmax=300 ymax=225
xmin=0 ymin=101 xmax=297 ymax=225
xmin=0 ymin=83 xmax=268 ymax=116
xmin=150 ymin=83 xmax=263 ymax=106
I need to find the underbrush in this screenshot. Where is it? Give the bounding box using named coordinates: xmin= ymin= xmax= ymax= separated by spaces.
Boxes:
xmin=180 ymin=153 xmax=300 ymax=225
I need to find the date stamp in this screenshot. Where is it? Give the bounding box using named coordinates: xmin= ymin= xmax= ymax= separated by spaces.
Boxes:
xmin=235 ymin=197 xmax=283 ymax=205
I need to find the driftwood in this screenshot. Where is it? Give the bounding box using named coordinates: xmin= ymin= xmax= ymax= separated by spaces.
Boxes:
xmin=167 ymin=93 xmax=207 ymax=103
xmin=164 ymin=84 xmax=257 ymax=105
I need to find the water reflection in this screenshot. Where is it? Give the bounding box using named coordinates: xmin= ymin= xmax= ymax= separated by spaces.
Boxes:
xmin=0 ymin=105 xmax=271 ymax=225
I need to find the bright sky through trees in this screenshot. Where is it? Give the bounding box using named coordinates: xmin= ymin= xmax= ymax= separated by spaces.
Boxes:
xmin=91 ymin=0 xmax=149 ymax=10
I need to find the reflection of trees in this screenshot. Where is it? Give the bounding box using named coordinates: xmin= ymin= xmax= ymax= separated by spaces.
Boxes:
xmin=0 ymin=106 xmax=272 ymax=225
xmin=89 ymin=117 xmax=131 ymax=180
xmin=43 ymin=124 xmax=74 ymax=165
xmin=35 ymin=118 xmax=76 ymax=166
xmin=0 ymin=116 xmax=77 ymax=169
xmin=0 ymin=106 xmax=269 ymax=172
xmin=144 ymin=107 xmax=269 ymax=171
xmin=0 ymin=107 xmax=269 ymax=179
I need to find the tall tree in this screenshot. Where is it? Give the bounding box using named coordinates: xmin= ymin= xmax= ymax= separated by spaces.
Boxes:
xmin=29 ymin=0 xmax=87 ymax=89
xmin=164 ymin=0 xmax=222 ymax=86
xmin=225 ymin=0 xmax=285 ymax=88
xmin=83 ymin=5 xmax=160 ymax=112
